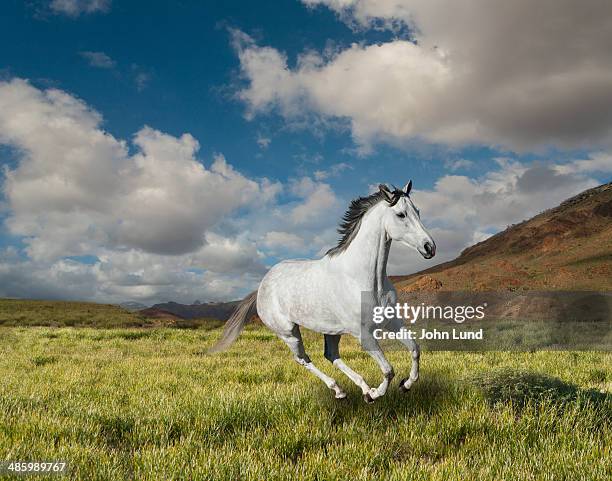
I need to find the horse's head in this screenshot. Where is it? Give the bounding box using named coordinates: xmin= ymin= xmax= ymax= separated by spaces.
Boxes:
xmin=379 ymin=182 xmax=436 ymax=259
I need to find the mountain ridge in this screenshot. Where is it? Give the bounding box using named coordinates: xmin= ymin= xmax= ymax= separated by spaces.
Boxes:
xmin=392 ymin=182 xmax=612 ymax=292
xmin=141 ymin=300 xmax=240 ymax=320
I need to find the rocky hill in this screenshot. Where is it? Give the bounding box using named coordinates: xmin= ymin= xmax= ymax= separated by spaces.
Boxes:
xmin=393 ymin=182 xmax=612 ymax=292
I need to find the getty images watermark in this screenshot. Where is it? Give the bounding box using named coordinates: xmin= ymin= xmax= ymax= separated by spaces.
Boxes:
xmin=360 ymin=291 xmax=611 ymax=352
xmin=371 ymin=302 xmax=487 ymax=341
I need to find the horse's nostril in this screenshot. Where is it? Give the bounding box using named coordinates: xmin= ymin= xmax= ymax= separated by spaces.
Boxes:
xmin=424 ymin=242 xmax=435 ymax=256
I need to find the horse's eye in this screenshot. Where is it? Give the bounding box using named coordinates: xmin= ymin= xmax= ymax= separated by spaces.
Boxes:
xmin=396 ymin=212 xmax=406 ymax=219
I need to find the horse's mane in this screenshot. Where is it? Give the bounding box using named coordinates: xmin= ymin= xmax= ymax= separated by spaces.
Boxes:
xmin=326 ymin=188 xmax=405 ymax=257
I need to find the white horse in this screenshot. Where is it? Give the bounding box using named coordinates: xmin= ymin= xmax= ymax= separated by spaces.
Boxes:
xmin=210 ymin=182 xmax=436 ymax=403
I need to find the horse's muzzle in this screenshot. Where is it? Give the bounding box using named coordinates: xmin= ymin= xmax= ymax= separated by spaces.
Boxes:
xmin=421 ymin=241 xmax=436 ymax=259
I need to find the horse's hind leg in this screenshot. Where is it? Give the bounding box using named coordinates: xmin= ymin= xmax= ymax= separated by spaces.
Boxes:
xmin=278 ymin=325 xmax=346 ymax=399
xmin=324 ymin=334 xmax=384 ymax=403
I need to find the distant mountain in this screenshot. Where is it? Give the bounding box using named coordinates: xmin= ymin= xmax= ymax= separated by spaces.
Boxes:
xmin=119 ymin=301 xmax=149 ymax=311
xmin=392 ymin=182 xmax=612 ymax=292
xmin=138 ymin=307 xmax=182 ymax=321
xmin=141 ymin=300 xmax=240 ymax=321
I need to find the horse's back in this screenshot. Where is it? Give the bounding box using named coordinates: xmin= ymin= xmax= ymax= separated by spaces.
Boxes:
xmin=258 ymin=258 xmax=326 ymax=303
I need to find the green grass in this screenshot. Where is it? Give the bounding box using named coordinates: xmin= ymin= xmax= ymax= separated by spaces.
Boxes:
xmin=0 ymin=299 xmax=223 ymax=330
xmin=0 ymin=299 xmax=145 ymax=328
xmin=0 ymin=325 xmax=610 ymax=480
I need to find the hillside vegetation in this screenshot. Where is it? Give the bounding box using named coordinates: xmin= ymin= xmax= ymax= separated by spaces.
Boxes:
xmin=0 ymin=299 xmax=222 ymax=329
xmin=0 ymin=299 xmax=147 ymax=328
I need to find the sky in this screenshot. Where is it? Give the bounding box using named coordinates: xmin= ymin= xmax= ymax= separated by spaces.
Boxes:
xmin=0 ymin=0 xmax=611 ymax=304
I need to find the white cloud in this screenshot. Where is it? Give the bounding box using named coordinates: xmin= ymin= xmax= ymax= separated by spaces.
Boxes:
xmin=216 ymin=175 xmax=343 ymax=260
xmin=444 ymin=158 xmax=474 ymax=172
xmin=0 ymin=78 xmax=350 ymax=304
xmin=313 ymin=162 xmax=352 ymax=180
xmin=555 ymin=152 xmax=612 ymax=175
xmin=414 ymin=164 xmax=593 ymax=230
xmin=192 ymin=232 xmax=266 ymax=275
xmin=0 ymin=80 xmax=278 ymax=259
xmin=79 ymin=51 xmax=116 ymax=69
xmin=289 ymin=177 xmax=339 ymax=225
xmin=50 ymin=0 xmax=110 ymax=17
xmin=0 ymin=78 xmax=280 ymax=303
xmin=0 ymin=248 xmax=263 ymax=304
xmin=256 ymin=134 xmax=271 ymax=149
xmin=236 ymin=37 xmax=451 ymax=152
xmin=262 ymin=231 xmax=305 ymax=251
xmin=237 ymin=1 xmax=612 ymax=151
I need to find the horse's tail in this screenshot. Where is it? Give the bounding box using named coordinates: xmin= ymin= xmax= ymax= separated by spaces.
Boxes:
xmin=208 ymin=290 xmax=258 ymax=353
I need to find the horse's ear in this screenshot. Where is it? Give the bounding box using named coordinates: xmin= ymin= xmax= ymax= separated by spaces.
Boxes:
xmin=403 ymin=180 xmax=413 ymax=195
xmin=379 ymin=184 xmax=395 ymax=203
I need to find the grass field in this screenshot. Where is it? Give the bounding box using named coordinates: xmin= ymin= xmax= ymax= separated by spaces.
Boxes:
xmin=0 ymin=299 xmax=147 ymax=328
xmin=0 ymin=324 xmax=610 ymax=480
xmin=0 ymin=299 xmax=222 ymax=330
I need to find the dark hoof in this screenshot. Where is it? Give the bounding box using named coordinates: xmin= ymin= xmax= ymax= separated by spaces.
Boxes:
xmin=399 ymin=377 xmax=411 ymax=393
xmin=363 ymin=392 xmax=375 ymax=404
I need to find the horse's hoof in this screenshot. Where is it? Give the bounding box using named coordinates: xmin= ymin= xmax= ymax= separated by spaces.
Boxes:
xmin=399 ymin=377 xmax=411 ymax=393
xmin=363 ymin=392 xmax=375 ymax=404
xmin=335 ymin=392 xmax=347 ymax=400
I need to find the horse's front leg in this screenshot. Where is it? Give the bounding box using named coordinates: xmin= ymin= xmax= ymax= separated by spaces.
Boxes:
xmin=359 ymin=335 xmax=394 ymax=402
xmin=385 ymin=317 xmax=420 ymax=392
xmin=366 ymin=345 xmax=394 ymax=400
xmin=325 ymin=334 xmax=393 ymax=403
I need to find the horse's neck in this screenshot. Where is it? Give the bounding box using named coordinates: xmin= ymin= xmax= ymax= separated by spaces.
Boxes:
xmin=334 ymin=204 xmax=391 ymax=294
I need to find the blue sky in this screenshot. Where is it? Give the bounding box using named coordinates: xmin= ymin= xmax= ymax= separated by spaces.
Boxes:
xmin=2 ymin=1 xmax=413 ymax=185
xmin=0 ymin=0 xmax=522 ymax=192
xmin=0 ymin=0 xmax=610 ymax=304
